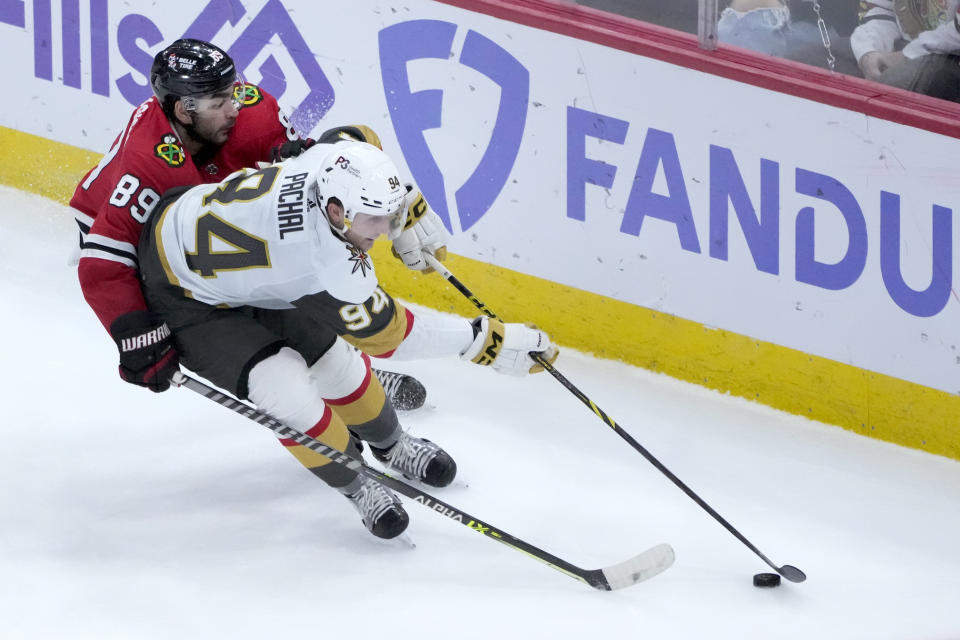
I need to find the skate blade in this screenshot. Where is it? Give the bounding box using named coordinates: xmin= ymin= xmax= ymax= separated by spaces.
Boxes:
xmin=395 ymin=533 xmax=416 ymax=549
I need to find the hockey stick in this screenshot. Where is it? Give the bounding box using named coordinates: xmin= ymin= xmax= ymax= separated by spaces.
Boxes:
xmin=171 ymin=371 xmax=674 ymax=591
xmin=424 ymin=254 xmax=807 ymax=584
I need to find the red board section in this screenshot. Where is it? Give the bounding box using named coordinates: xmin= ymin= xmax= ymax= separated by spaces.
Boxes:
xmin=435 ymin=0 xmax=960 ymax=139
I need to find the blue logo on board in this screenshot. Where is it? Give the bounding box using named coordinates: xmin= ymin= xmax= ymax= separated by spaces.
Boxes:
xmin=379 ymin=20 xmax=529 ymax=232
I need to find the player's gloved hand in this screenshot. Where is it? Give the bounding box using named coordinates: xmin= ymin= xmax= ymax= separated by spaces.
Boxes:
xmin=270 ymin=137 xmax=315 ymax=162
xmin=391 ymin=188 xmax=450 ymax=273
xmin=460 ymin=316 xmax=559 ymax=376
xmin=110 ymin=310 xmax=180 ymax=392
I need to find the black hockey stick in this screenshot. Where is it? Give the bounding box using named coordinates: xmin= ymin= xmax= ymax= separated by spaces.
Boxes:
xmin=424 ymin=254 xmax=806 ymax=584
xmin=171 ymin=371 xmax=674 ymax=590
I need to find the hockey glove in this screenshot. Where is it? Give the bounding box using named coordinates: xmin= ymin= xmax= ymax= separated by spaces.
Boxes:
xmin=270 ymin=137 xmax=315 ymax=162
xmin=460 ymin=316 xmax=559 ymax=376
xmin=391 ymin=188 xmax=450 ymax=273
xmin=110 ymin=310 xmax=180 ymax=392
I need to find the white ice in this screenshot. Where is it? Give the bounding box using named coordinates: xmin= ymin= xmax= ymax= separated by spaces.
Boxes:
xmin=1 ymin=184 xmax=957 ymax=639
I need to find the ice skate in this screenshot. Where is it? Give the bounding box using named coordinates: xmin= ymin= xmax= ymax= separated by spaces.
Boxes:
xmin=344 ymin=475 xmax=409 ymax=539
xmin=371 ymin=430 xmax=457 ymax=488
xmin=373 ymin=368 xmax=427 ymax=411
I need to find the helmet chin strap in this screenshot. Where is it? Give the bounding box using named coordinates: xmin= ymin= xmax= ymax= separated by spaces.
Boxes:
xmin=329 ymin=219 xmax=349 ymax=242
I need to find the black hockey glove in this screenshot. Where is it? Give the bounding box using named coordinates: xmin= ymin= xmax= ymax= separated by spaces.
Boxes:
xmin=270 ymin=137 xmax=315 ymax=162
xmin=110 ymin=310 xmax=180 ymax=392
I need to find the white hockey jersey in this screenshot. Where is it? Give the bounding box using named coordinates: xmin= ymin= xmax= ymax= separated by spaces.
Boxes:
xmin=149 ymin=143 xmax=379 ymax=309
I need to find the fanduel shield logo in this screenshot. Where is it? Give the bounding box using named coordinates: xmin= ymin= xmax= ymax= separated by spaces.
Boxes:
xmin=378 ymin=20 xmax=529 ymax=233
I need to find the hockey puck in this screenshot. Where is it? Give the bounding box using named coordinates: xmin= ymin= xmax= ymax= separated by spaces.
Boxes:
xmin=753 ymin=572 xmax=781 ymax=587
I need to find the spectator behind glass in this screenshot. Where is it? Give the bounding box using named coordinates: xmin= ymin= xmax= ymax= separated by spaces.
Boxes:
xmin=718 ymin=0 xmax=860 ymax=73
xmin=719 ymin=0 xmax=793 ymax=57
xmin=852 ymin=0 xmax=960 ymax=100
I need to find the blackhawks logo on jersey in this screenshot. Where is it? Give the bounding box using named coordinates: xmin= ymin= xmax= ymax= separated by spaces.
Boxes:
xmin=348 ymin=245 xmax=371 ymax=276
xmin=155 ymin=134 xmax=185 ymax=167
xmin=234 ymin=83 xmax=262 ymax=107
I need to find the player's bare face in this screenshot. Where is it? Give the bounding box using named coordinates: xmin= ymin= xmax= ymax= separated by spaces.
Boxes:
xmin=346 ymin=213 xmax=396 ymax=251
xmin=188 ymin=90 xmax=239 ymax=145
xmin=345 ymin=230 xmax=375 ymax=251
xmin=327 ymin=204 xmax=395 ymax=251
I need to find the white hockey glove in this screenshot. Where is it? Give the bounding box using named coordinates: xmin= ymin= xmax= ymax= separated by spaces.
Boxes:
xmin=460 ymin=316 xmax=559 ymax=376
xmin=391 ymin=188 xmax=450 ymax=273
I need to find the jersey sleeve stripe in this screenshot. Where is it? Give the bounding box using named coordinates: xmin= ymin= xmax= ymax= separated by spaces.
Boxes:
xmin=78 ymin=247 xmax=138 ymax=268
xmin=73 ymin=209 xmax=94 ymax=231
xmin=80 ymin=234 xmax=138 ymax=267
xmin=83 ymin=233 xmax=136 ymax=254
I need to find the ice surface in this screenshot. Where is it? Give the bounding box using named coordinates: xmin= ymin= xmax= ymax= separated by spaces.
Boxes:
xmin=1 ymin=185 xmax=957 ymax=639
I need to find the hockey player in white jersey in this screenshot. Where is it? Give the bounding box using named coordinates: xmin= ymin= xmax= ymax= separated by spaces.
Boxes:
xmin=135 ymin=139 xmax=558 ymax=539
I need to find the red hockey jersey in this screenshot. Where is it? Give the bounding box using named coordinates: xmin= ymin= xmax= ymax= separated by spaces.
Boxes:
xmin=71 ymin=84 xmax=296 ymax=333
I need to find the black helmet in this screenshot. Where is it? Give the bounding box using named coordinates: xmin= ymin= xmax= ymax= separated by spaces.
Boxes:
xmin=150 ymin=39 xmax=237 ymax=115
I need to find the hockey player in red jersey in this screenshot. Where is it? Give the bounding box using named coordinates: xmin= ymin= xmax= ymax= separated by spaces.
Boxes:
xmin=136 ymin=140 xmax=558 ymax=538
xmin=71 ymin=38 xmax=425 ymax=408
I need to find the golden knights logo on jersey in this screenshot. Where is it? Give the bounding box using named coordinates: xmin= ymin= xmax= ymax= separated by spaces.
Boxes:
xmin=155 ymin=134 xmax=185 ymax=167
xmin=348 ymin=245 xmax=371 ymax=276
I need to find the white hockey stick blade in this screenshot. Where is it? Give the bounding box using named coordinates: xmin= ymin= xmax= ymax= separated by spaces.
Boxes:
xmin=598 ymin=543 xmax=675 ymax=590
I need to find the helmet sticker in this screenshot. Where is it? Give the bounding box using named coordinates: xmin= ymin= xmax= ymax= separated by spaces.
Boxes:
xmin=154 ymin=134 xmax=186 ymax=167
xmin=335 ymin=155 xmax=361 ymax=177
xmin=167 ymin=54 xmax=197 ymax=72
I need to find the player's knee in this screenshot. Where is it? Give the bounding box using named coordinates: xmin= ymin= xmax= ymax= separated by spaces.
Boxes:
xmin=248 ymin=347 xmax=323 ymax=427
xmin=308 ymin=339 xmax=368 ymax=398
xmin=310 ymin=343 xmax=392 ymax=428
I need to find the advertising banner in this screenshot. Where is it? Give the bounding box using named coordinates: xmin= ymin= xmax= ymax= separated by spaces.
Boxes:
xmin=3 ymin=0 xmax=959 ymax=398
